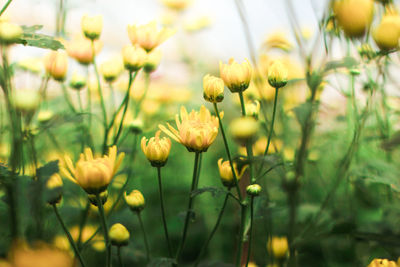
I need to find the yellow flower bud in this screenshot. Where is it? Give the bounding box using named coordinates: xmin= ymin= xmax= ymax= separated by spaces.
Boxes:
xmin=245 ymin=100 xmax=260 ymax=119
xmin=246 ymin=184 xmax=262 ymax=196
xmin=37 ymin=110 xmax=54 ymax=124
xmin=13 ymin=89 xmax=40 ymax=113
xmin=122 ymin=45 xmax=147 ymax=71
xmin=143 ymin=49 xmax=162 ymax=73
xmin=161 ymin=0 xmax=192 ymax=11
xmin=81 ymin=14 xmax=103 ymax=40
xmin=109 ymin=223 xmax=130 ymax=246
xmin=124 ymin=190 xmax=145 ymax=212
xmin=373 ymin=11 xmax=400 ymax=51
xmin=267 ymin=236 xmax=289 ymax=259
xmin=368 ymin=259 xmax=397 ymax=267
xmin=333 ymin=0 xmax=374 ymax=38
xmin=230 ymin=117 xmax=259 ymax=144
xmin=127 ymin=21 xmax=174 ymax=52
xmin=268 ymin=60 xmax=288 ymax=88
xmin=128 ymin=119 xmax=144 ymax=134
xmin=0 ymin=22 xmax=22 ymax=44
xmin=100 ymin=57 xmax=124 ymax=82
xmin=203 ymin=74 xmax=224 ymax=103
xmin=44 ymin=51 xmax=68 ymax=81
xmin=46 ymin=173 xmax=63 ymax=204
xmin=217 ymin=159 xmax=247 ymax=188
xmin=69 ymin=72 xmax=86 ymax=90
xmin=219 ymin=58 xmax=252 ymax=93
xmin=141 ymin=130 xmax=171 ymax=167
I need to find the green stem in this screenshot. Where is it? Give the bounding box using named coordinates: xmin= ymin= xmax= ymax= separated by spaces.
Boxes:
xmin=194 ymin=191 xmax=230 ymax=267
xmin=0 ymin=0 xmax=12 ymax=17
xmin=157 ymin=167 xmax=173 ymax=257
xmin=91 ymin=40 xmax=107 ymax=128
xmin=52 ymin=204 xmax=87 ymax=267
xmin=117 ymin=246 xmax=124 ymax=267
xmin=61 ymin=82 xmax=77 ymax=113
xmin=213 ymin=103 xmax=243 ymax=200
xmin=86 ymin=67 xmax=92 ymax=143
xmin=245 ymin=196 xmax=255 ymax=267
xmin=236 ymin=202 xmax=248 ymax=267
xmin=134 ymin=72 xmax=150 ymax=117
xmin=96 ymin=193 xmax=111 ymax=267
xmin=175 ymin=152 xmax=201 ymax=262
xmin=137 ymin=212 xmax=150 ymax=262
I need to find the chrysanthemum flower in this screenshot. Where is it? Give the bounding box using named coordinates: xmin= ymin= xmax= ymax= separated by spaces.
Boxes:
xmin=159 ymin=105 xmax=221 ymax=153
xmin=141 ymin=130 xmax=171 ymax=167
xmin=127 ymin=21 xmax=174 ymax=52
xmin=61 ymin=146 xmax=124 ymax=194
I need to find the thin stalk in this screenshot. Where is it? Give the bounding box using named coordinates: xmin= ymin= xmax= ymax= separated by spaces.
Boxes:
xmin=91 ymin=40 xmax=107 ymax=128
xmin=137 ymin=212 xmax=150 ymax=262
xmin=61 ymin=82 xmax=77 ymax=113
xmin=194 ymin=192 xmax=230 ymax=267
xmin=117 ymin=246 xmax=124 ymax=267
xmin=213 ymin=103 xmax=243 ymax=200
xmin=77 ymin=90 xmax=83 ymax=112
xmin=257 ymin=87 xmax=279 ymax=177
xmin=134 ymin=72 xmax=150 ymax=117
xmin=96 ymin=194 xmax=111 ymax=267
xmin=0 ymin=0 xmax=12 ymax=17
xmin=175 ymin=152 xmax=201 ymax=262
xmin=157 ymin=167 xmax=173 ymax=257
xmin=236 ymin=203 xmax=248 ymax=267
xmin=52 ymin=204 xmax=87 ymax=267
xmin=245 ymin=197 xmax=255 ymax=267
xmin=86 ymin=66 xmax=92 ymax=141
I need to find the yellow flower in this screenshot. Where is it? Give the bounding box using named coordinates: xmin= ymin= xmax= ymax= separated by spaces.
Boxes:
xmin=44 ymin=51 xmax=68 ymax=81
xmin=267 ymin=236 xmax=289 ymax=259
xmin=203 ymin=74 xmax=224 ymax=103
xmin=230 ymin=117 xmax=259 ymax=143
xmin=373 ymin=11 xmax=400 ymax=51
xmin=67 ymin=36 xmax=103 ymax=65
xmin=100 ymin=56 xmax=124 ymax=82
xmin=122 ymin=45 xmax=147 ymax=71
xmin=69 ymin=72 xmax=87 ymax=90
xmin=81 ymin=14 xmax=103 ymax=40
xmin=37 ymin=110 xmax=54 ymax=124
xmin=141 ymin=130 xmax=172 ymax=167
xmin=127 ymin=21 xmax=174 ymax=52
xmin=368 ymin=259 xmax=397 ymax=267
xmin=109 ymin=223 xmax=130 ymax=246
xmin=333 ymin=0 xmax=374 ymax=37
xmin=263 ymin=31 xmax=292 ymax=52
xmin=268 ymin=60 xmax=288 ymax=88
xmin=219 ymin=58 xmax=252 ymax=93
xmin=245 ymin=100 xmax=260 ymax=119
xmin=124 ymin=189 xmax=146 ymax=212
xmin=0 ymin=21 xmax=22 ymax=44
xmin=159 ymin=105 xmax=220 ymax=153
xmin=218 ymin=158 xmax=247 ymax=187
xmin=18 ymin=57 xmax=43 ymax=74
xmin=61 ymin=146 xmax=124 ymax=194
xmin=13 ymin=89 xmax=40 ymax=113
xmin=144 ymin=49 xmax=162 ymax=73
xmin=246 ymin=184 xmax=262 ymax=196
xmin=184 ymin=16 xmax=212 ymax=32
xmin=161 ymin=0 xmax=192 ymax=11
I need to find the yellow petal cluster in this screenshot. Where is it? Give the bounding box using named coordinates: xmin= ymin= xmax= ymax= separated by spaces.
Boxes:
xmin=219 ymin=58 xmax=252 ymax=93
xmin=368 ymin=259 xmax=397 ymax=267
xmin=122 ymin=45 xmax=147 ymax=71
xmin=124 ymin=189 xmax=146 ymax=212
xmin=267 ymin=236 xmax=289 ymax=259
xmin=141 ymin=130 xmax=171 ymax=167
xmin=81 ymin=14 xmax=103 ymax=40
xmin=203 ymin=74 xmax=224 ymax=103
xmin=159 ymin=105 xmax=220 ymax=153
xmin=217 ymin=159 xmax=247 ymax=188
xmin=333 ymin=0 xmax=374 ymax=37
xmin=109 ymin=223 xmax=130 ymax=246
xmin=127 ymin=21 xmax=174 ymax=52
xmin=61 ymin=146 xmax=124 ymax=194
xmin=44 ymin=51 xmax=68 ymax=81
xmin=373 ymin=10 xmax=400 ymax=51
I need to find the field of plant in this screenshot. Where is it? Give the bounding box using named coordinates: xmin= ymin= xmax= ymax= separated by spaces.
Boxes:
xmin=0 ymin=0 xmax=399 ymax=266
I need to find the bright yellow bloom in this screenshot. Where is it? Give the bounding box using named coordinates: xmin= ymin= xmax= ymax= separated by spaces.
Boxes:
xmin=368 ymin=259 xmax=397 ymax=267
xmin=67 ymin=36 xmax=103 ymax=65
xmin=373 ymin=10 xmax=400 ymax=50
xmin=161 ymin=0 xmax=192 ymax=11
xmin=159 ymin=105 xmax=220 ymax=153
xmin=218 ymin=158 xmax=247 ymax=187
xmin=141 ymin=130 xmax=172 ymax=167
xmin=124 ymin=189 xmax=146 ymax=212
xmin=219 ymin=58 xmax=252 ymax=93
xmin=268 ymin=236 xmax=289 ymax=259
xmin=122 ymin=45 xmax=147 ymax=71
xmin=109 ymin=223 xmax=130 ymax=246
xmin=81 ymin=14 xmax=103 ymax=40
xmin=203 ymin=74 xmax=224 ymax=103
xmin=61 ymin=146 xmax=124 ymax=194
xmin=268 ymin=60 xmax=288 ymax=88
xmin=100 ymin=56 xmax=124 ymax=82
xmin=44 ymin=51 xmax=68 ymax=81
xmin=144 ymin=49 xmax=162 ymax=73
xmin=0 ymin=21 xmax=22 ymax=44
xmin=127 ymin=21 xmax=174 ymax=52
xmin=333 ymin=0 xmax=374 ymax=37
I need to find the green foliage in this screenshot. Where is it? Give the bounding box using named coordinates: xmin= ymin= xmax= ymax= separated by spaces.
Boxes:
xmin=16 ymin=25 xmax=64 ymax=50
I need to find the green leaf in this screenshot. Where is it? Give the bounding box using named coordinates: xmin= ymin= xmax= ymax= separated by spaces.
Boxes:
xmin=37 ymin=160 xmax=59 ymax=182
xmin=293 ymin=102 xmax=314 ymax=129
xmin=16 ymin=25 xmax=64 ymax=50
xmin=323 ymin=56 xmax=358 ymax=72
xmin=21 ymin=25 xmax=43 ymax=33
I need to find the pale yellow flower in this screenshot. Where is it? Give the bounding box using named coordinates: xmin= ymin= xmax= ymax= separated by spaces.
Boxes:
xmin=81 ymin=14 xmax=103 ymax=40
xmin=161 ymin=0 xmax=192 ymax=11
xmin=124 ymin=190 xmax=145 ymax=212
xmin=44 ymin=51 xmax=68 ymax=81
xmin=219 ymin=58 xmax=252 ymax=93
xmin=127 ymin=21 xmax=174 ymax=52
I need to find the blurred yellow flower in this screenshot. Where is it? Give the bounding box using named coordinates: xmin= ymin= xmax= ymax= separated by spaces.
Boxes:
xmin=144 ymin=49 xmax=162 ymax=73
xmin=61 ymin=146 xmax=124 ymax=194
xmin=141 ymin=130 xmax=172 ymax=167
xmin=100 ymin=56 xmax=124 ymax=82
xmin=230 ymin=117 xmax=259 ymax=143
xmin=218 ymin=158 xmax=247 ymax=188
xmin=373 ymin=10 xmax=400 ymax=50
xmin=125 ymin=189 xmax=146 ymax=212
xmin=18 ymin=57 xmax=43 ymax=74
xmin=267 ymin=236 xmax=289 ymax=259
xmin=159 ymin=105 xmax=220 ymax=152
xmin=81 ymin=14 xmax=103 ymax=40
xmin=368 ymin=259 xmax=397 ymax=267
xmin=44 ymin=51 xmax=68 ymax=81
xmin=122 ymin=45 xmax=147 ymax=71
xmin=67 ymin=36 xmax=103 ymax=65
xmin=203 ymin=74 xmax=224 ymax=103
xmin=127 ymin=21 xmax=174 ymax=52
xmin=161 ymin=0 xmax=192 ymax=11
xmin=268 ymin=60 xmax=288 ymax=88
xmin=263 ymin=31 xmax=292 ymax=52
xmin=0 ymin=21 xmax=22 ymax=44
xmin=184 ymin=16 xmax=212 ymax=32
xmin=109 ymin=223 xmax=130 ymax=246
